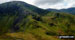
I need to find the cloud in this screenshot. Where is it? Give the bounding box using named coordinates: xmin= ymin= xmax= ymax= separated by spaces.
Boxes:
xmin=34 ymin=0 xmax=64 ymax=5
xmin=11 ymin=0 xmax=20 ymax=1
xmin=33 ymin=0 xmax=75 ymax=9
xmin=72 ymin=4 xmax=75 ymax=7
xmin=0 ymin=0 xmax=20 ymax=4
xmin=0 ymin=0 xmax=75 ymax=9
xmin=0 ymin=0 xmax=10 ymax=3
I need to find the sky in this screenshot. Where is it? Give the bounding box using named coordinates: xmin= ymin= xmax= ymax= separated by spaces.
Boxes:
xmin=0 ymin=0 xmax=75 ymax=9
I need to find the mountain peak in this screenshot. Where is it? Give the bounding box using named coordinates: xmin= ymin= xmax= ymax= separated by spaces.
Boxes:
xmin=0 ymin=1 xmax=49 ymax=16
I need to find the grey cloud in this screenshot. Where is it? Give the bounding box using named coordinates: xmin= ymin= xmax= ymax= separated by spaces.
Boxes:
xmin=72 ymin=4 xmax=75 ymax=7
xmin=0 ymin=0 xmax=10 ymax=3
xmin=35 ymin=0 xmax=64 ymax=5
xmin=0 ymin=0 xmax=20 ymax=3
xmin=11 ymin=0 xmax=20 ymax=1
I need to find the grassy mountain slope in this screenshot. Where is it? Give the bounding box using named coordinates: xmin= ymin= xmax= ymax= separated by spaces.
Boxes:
xmin=0 ymin=1 xmax=75 ymax=40
xmin=0 ymin=12 xmax=75 ymax=40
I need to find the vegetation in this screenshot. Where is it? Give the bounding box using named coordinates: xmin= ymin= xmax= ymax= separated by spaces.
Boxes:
xmin=0 ymin=1 xmax=75 ymax=40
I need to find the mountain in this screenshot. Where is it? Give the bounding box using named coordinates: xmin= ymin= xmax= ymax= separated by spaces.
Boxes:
xmin=0 ymin=1 xmax=75 ymax=40
xmin=47 ymin=7 xmax=75 ymax=15
xmin=0 ymin=1 xmax=49 ymax=16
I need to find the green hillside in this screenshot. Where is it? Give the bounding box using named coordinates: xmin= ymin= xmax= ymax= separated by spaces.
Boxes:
xmin=0 ymin=1 xmax=75 ymax=40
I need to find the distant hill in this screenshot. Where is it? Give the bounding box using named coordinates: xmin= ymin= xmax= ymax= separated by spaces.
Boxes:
xmin=47 ymin=7 xmax=75 ymax=15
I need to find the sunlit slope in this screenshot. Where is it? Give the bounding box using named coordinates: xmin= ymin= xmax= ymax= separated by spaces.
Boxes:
xmin=0 ymin=12 xmax=75 ymax=40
